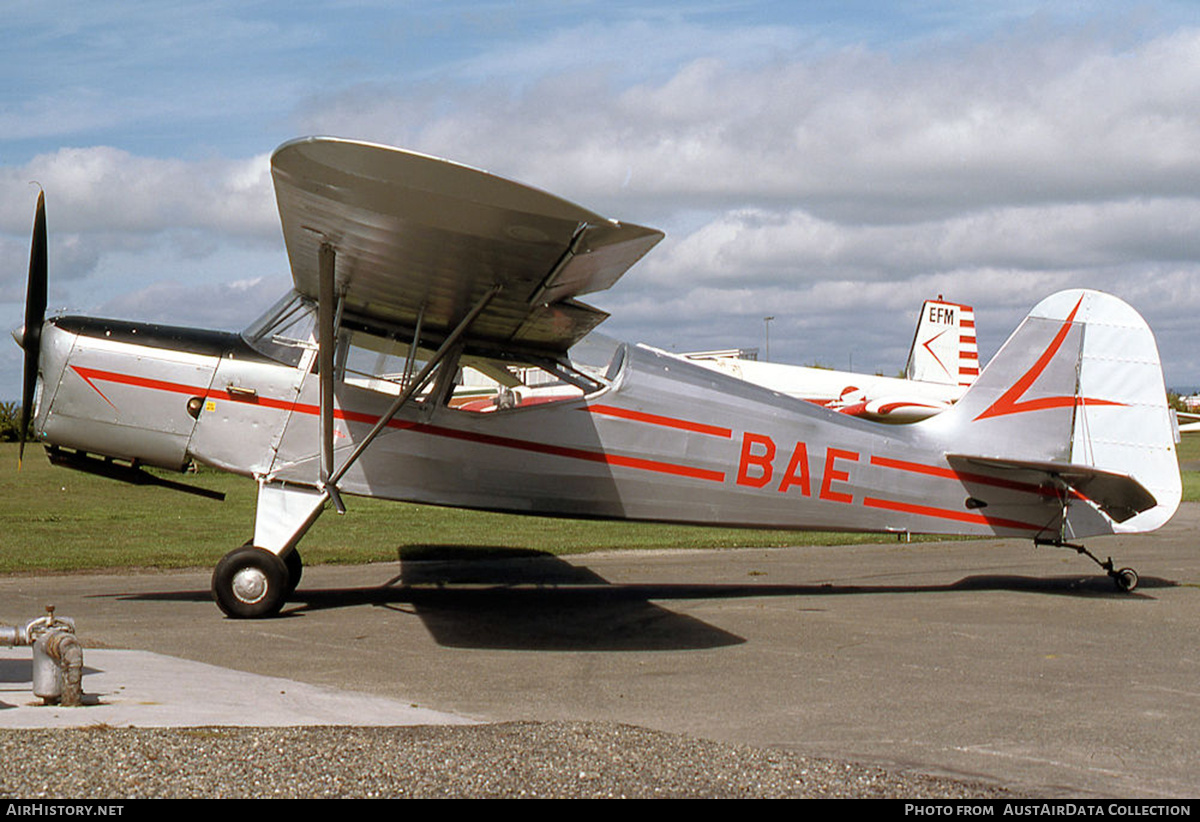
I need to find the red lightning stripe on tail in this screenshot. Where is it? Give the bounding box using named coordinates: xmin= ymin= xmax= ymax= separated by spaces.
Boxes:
xmin=974 ymin=296 xmax=1123 ymax=420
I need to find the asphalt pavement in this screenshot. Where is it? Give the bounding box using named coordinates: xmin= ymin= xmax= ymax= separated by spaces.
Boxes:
xmin=2 ymin=503 xmax=1198 ymax=798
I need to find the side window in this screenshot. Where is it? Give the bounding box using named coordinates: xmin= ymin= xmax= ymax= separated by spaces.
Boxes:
xmin=453 ymin=336 xmax=627 ymax=414
xmin=452 ymin=361 xmax=588 ymax=413
xmin=339 ymin=333 xmax=415 ymax=396
xmin=307 ymin=325 xmax=627 ymax=412
xmin=334 ymin=330 xmax=582 ymax=410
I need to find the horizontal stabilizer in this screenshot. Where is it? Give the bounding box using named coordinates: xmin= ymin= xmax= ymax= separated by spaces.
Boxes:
xmin=947 ymin=454 xmax=1156 ymax=524
xmin=1176 ymin=410 xmax=1200 ymax=434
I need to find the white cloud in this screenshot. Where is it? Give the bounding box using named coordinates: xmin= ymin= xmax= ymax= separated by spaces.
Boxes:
xmin=0 ymin=147 xmax=282 ymax=313
xmin=296 ymin=26 xmax=1200 ymax=217
xmin=93 ymin=275 xmax=291 ymax=329
xmin=6 ymin=10 xmax=1200 ymax=392
xmin=0 ymin=148 xmax=277 ymax=236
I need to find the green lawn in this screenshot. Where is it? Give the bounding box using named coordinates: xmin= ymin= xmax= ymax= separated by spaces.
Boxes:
xmin=2 ymin=436 xmax=1195 ymax=576
xmin=0 ymin=443 xmax=893 ymax=574
xmin=1175 ymin=431 xmax=1200 ymax=501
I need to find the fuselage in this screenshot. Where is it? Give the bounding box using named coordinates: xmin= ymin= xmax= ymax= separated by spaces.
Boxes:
xmin=28 ymin=311 xmax=1099 ymax=541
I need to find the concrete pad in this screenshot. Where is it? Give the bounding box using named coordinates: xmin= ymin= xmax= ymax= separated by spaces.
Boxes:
xmin=0 ymin=647 xmax=476 ymax=728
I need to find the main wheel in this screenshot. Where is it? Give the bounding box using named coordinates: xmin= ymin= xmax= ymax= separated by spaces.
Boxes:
xmin=283 ymin=548 xmax=303 ymax=595
xmin=212 ymin=546 xmax=289 ymax=618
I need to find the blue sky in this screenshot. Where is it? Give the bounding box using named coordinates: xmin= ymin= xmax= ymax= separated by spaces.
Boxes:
xmin=4 ymin=0 xmax=1200 ymax=399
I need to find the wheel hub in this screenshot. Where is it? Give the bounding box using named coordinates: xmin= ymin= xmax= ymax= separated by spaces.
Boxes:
xmin=231 ymin=567 xmax=269 ymax=604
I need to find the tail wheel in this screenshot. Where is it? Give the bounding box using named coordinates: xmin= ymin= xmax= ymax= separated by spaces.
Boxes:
xmin=1113 ymin=567 xmax=1139 ymax=593
xmin=212 ymin=546 xmax=289 ymax=618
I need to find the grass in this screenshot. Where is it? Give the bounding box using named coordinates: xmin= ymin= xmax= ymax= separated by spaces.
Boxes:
xmin=0 ymin=443 xmax=895 ymax=575
xmin=4 ymin=435 xmax=1197 ymax=576
xmin=1176 ymin=433 xmax=1200 ymax=502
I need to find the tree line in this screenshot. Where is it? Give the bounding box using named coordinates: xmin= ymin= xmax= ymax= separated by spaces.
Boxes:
xmin=0 ymin=401 xmax=32 ymax=442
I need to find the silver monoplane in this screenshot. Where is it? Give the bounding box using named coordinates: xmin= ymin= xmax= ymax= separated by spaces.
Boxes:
xmin=14 ymin=137 xmax=1182 ymax=617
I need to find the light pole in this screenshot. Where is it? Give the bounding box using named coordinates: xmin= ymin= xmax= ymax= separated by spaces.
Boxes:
xmin=763 ymin=316 xmax=775 ymax=362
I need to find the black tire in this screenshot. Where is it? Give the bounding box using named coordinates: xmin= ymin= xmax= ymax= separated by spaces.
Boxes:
xmin=283 ymin=548 xmax=303 ymax=595
xmin=212 ymin=546 xmax=289 ymax=618
xmin=1114 ymin=567 xmax=1139 ymax=593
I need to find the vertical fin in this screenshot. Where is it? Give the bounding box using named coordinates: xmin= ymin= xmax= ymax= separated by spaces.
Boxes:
xmin=925 ymin=290 xmax=1180 ymax=535
xmin=904 ymin=299 xmax=977 ymax=388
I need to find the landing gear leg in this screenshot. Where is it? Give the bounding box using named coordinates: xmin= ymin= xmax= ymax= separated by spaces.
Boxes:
xmin=1036 ymin=539 xmax=1139 ymax=592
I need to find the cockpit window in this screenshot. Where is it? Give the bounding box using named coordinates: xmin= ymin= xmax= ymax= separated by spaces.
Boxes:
xmin=339 ymin=329 xmax=626 ymax=413
xmin=241 ymin=293 xmax=629 ymax=412
xmin=241 ymin=290 xmax=317 ymax=367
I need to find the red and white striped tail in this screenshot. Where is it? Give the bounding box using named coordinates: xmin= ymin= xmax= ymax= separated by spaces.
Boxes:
xmin=904 ymin=298 xmax=980 ymax=389
xmin=956 ymin=304 xmax=978 ymax=387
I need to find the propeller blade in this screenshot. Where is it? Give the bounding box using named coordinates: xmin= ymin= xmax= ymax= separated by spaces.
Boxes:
xmin=18 ymin=190 xmax=47 ymax=468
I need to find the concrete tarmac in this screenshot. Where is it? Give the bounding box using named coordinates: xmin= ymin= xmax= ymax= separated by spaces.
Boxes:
xmin=2 ymin=504 xmax=1198 ymax=798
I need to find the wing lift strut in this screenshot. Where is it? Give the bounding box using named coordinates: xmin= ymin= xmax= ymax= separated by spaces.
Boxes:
xmin=216 ymin=237 xmax=572 ymax=618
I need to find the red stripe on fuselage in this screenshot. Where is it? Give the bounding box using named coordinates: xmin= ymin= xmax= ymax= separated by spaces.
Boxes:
xmin=67 ymin=366 xmax=726 ymax=483
xmin=583 ymin=404 xmax=733 ymax=438
xmin=870 ymin=454 xmax=1080 ymax=500
xmin=862 ymin=496 xmax=1044 ymax=531
xmin=400 ymin=422 xmax=725 ymax=482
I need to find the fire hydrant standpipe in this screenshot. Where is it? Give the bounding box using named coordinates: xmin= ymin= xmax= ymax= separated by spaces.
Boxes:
xmin=1 ymin=605 xmax=84 ymax=706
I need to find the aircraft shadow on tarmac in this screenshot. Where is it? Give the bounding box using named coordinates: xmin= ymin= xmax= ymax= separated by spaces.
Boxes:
xmin=109 ymin=546 xmax=1175 ymax=652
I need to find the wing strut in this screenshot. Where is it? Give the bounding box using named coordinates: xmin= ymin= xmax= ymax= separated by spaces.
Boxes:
xmin=527 ymin=222 xmax=588 ymax=306
xmin=318 ymin=243 xmax=338 ymax=508
xmin=400 ymin=302 xmax=426 ymax=391
xmin=323 ymin=282 xmax=503 ymax=493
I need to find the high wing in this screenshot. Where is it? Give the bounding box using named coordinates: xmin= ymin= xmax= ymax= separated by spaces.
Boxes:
xmin=271 ymin=137 xmax=664 ymax=357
